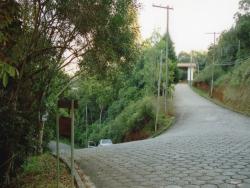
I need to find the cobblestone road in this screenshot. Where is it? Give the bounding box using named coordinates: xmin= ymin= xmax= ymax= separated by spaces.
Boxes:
xmin=76 ymin=84 xmax=250 ymax=188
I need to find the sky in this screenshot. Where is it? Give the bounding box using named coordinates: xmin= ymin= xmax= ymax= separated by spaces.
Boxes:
xmin=137 ymin=0 xmax=240 ymax=54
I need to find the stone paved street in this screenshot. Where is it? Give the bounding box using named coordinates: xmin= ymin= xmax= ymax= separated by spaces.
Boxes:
xmin=76 ymin=84 xmax=250 ymax=188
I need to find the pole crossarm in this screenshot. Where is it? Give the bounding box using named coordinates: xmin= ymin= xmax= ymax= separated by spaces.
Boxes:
xmin=206 ymin=32 xmax=220 ymax=34
xmin=152 ymin=4 xmax=173 ymax=10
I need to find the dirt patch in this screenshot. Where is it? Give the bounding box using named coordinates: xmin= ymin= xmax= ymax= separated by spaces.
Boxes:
xmin=123 ymin=116 xmax=151 ymax=142
xmin=194 ymin=82 xmax=224 ymax=102
xmin=194 ymin=81 xmax=250 ymax=116
xmin=124 ymin=131 xmax=149 ymax=142
xmin=213 ymin=87 xmax=224 ymax=102
xmin=193 ymin=82 xmax=210 ymax=92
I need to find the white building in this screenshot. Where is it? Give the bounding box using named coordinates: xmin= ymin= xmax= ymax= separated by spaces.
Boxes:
xmin=177 ymin=63 xmax=196 ymax=81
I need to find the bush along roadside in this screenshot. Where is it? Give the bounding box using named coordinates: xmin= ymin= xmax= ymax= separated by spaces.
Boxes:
xmin=84 ymin=96 xmax=175 ymax=145
xmin=8 ymin=153 xmax=72 ymax=188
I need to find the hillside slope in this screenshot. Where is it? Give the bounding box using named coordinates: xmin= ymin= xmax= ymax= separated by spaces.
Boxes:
xmin=194 ymin=58 xmax=250 ymax=116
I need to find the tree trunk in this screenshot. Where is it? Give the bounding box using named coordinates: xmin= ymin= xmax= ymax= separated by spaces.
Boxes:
xmin=99 ymin=106 xmax=103 ymax=125
xmin=90 ymin=110 xmax=93 ymax=124
xmin=1 ymin=146 xmax=13 ymax=185
xmin=85 ymin=104 xmax=88 ymax=146
xmin=37 ymin=121 xmax=44 ymax=154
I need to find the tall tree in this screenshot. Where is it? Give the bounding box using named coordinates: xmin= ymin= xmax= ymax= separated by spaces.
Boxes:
xmin=0 ymin=0 xmax=140 ymax=184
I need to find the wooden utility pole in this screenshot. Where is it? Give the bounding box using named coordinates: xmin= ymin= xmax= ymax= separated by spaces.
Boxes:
xmin=85 ymin=104 xmax=88 ymax=147
xmin=155 ymin=50 xmax=163 ymax=132
xmin=70 ymin=100 xmax=75 ymax=188
xmin=153 ymin=3 xmax=173 ymax=113
xmin=238 ymin=40 xmax=241 ymax=56
xmin=57 ymin=99 xmax=78 ymax=188
xmin=190 ymin=52 xmax=193 ymax=85
xmin=56 ymin=114 xmax=59 ymax=188
xmin=206 ymin=32 xmax=220 ymax=97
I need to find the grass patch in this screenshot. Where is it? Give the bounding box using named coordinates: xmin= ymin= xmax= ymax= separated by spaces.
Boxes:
xmin=14 ymin=153 xmax=72 ymax=188
xmin=191 ymin=86 xmax=210 ymax=98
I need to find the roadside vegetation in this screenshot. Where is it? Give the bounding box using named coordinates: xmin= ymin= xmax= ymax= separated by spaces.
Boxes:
xmin=84 ymin=96 xmax=175 ymax=145
xmin=179 ymin=0 xmax=250 ymax=115
xmin=72 ymin=31 xmax=178 ymax=147
xmin=194 ymin=59 xmax=250 ymax=115
xmin=0 ymin=0 xmax=177 ymax=186
xmin=9 ymin=153 xmax=72 ymax=188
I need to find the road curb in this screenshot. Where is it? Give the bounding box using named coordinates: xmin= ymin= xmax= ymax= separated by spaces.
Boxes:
xmin=151 ymin=117 xmax=176 ymax=138
xmin=51 ymin=152 xmax=86 ymax=188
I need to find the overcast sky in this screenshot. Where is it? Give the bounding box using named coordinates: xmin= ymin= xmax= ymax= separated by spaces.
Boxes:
xmin=137 ymin=0 xmax=240 ymax=54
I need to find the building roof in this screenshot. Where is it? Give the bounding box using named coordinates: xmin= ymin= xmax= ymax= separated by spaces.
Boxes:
xmin=177 ymin=63 xmax=196 ymax=68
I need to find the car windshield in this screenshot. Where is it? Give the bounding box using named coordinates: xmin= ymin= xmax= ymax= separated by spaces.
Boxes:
xmin=102 ymin=139 xmax=112 ymax=144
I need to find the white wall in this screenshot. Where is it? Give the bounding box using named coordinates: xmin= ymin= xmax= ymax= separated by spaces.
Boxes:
xmin=187 ymin=67 xmax=194 ymax=81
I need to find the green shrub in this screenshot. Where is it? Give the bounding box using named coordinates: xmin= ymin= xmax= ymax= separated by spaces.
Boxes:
xmin=214 ymin=58 xmax=250 ymax=87
xmin=194 ymin=64 xmax=225 ymax=84
xmin=108 ymin=97 xmax=154 ymax=142
xmin=229 ymin=58 xmax=250 ymax=86
xmin=21 ymin=154 xmax=48 ymax=174
xmin=214 ymin=73 xmax=231 ymax=86
xmin=86 ymin=96 xmax=172 ymax=144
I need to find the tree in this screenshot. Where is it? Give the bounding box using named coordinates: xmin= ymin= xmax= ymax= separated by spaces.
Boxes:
xmin=194 ymin=0 xmax=250 ymax=87
xmin=0 ymin=0 xmax=140 ymax=184
xmin=0 ymin=0 xmax=20 ymax=87
xmin=137 ymin=32 xmax=178 ymax=95
xmin=191 ymin=51 xmax=207 ymax=71
xmin=79 ymin=0 xmax=140 ymax=76
xmin=235 ymin=14 xmax=250 ymax=59
xmin=178 ymin=51 xmax=191 ymax=63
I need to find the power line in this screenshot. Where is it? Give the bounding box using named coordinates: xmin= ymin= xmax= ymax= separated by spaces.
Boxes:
xmin=214 ymin=56 xmax=250 ymax=66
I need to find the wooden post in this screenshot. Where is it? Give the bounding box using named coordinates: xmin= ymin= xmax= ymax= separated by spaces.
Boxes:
xmin=57 ymin=99 xmax=78 ymax=188
xmin=70 ymin=100 xmax=74 ymax=188
xmin=155 ymin=50 xmax=163 ymax=132
xmin=56 ymin=114 xmax=60 ymax=188
xmin=85 ymin=104 xmax=88 ymax=147
xmin=152 ymin=4 xmax=173 ymax=113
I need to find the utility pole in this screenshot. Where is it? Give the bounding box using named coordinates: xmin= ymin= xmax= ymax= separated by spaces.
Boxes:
xmin=206 ymin=32 xmax=220 ymax=97
xmin=56 ymin=114 xmax=59 ymax=188
xmin=238 ymin=40 xmax=241 ymax=57
xmin=85 ymin=104 xmax=88 ymax=147
xmin=195 ymin=52 xmax=200 ymax=76
xmin=153 ymin=3 xmax=173 ymax=113
xmin=70 ymin=100 xmax=75 ymax=188
xmin=190 ymin=52 xmax=193 ymax=86
xmin=155 ymin=50 xmax=163 ymax=132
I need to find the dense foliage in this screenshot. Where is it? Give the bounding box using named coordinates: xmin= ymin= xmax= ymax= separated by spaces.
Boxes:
xmin=0 ymin=0 xmax=178 ymax=185
xmin=0 ymin=0 xmax=139 ymax=185
xmin=178 ymin=0 xmax=250 ymax=85
xmin=193 ymin=0 xmax=250 ymax=114
xmin=72 ymin=31 xmax=178 ymax=147
xmin=193 ymin=0 xmax=250 ymax=84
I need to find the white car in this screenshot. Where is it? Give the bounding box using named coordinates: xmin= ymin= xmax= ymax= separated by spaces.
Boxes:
xmin=98 ymin=139 xmax=113 ymax=147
